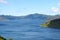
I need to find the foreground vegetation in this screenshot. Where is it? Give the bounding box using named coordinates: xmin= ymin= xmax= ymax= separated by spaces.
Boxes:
xmin=0 ymin=36 xmax=13 ymax=40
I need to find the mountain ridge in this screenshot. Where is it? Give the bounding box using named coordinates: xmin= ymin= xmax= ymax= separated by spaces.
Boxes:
xmin=0 ymin=13 xmax=60 ymax=21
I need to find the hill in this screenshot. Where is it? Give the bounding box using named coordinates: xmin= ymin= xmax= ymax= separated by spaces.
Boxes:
xmin=41 ymin=18 xmax=60 ymax=28
xmin=0 ymin=13 xmax=60 ymax=22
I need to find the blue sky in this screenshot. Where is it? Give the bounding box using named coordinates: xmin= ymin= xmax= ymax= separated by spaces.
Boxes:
xmin=0 ymin=0 xmax=60 ymax=16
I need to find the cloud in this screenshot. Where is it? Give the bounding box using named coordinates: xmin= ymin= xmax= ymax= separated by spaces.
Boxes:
xmin=51 ymin=7 xmax=59 ymax=13
xmin=0 ymin=0 xmax=7 ymax=4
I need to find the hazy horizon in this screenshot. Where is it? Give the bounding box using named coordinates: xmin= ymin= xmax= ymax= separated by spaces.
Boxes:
xmin=0 ymin=0 xmax=60 ymax=16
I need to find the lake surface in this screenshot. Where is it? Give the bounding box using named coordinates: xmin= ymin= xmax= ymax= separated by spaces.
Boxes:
xmin=0 ymin=20 xmax=60 ymax=40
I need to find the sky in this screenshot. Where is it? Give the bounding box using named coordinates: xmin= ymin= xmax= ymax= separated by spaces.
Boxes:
xmin=0 ymin=0 xmax=60 ymax=16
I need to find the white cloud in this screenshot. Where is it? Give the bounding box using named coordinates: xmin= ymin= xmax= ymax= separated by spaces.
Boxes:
xmin=51 ymin=7 xmax=59 ymax=13
xmin=0 ymin=0 xmax=7 ymax=4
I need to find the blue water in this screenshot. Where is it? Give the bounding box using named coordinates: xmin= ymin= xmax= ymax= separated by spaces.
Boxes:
xmin=0 ymin=19 xmax=60 ymax=40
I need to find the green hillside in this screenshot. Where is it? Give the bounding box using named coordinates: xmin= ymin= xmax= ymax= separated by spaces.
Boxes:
xmin=41 ymin=18 xmax=60 ymax=28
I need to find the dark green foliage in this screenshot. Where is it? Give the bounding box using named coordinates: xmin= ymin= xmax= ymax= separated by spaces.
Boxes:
xmin=47 ymin=18 xmax=60 ymax=28
xmin=0 ymin=36 xmax=6 ymax=40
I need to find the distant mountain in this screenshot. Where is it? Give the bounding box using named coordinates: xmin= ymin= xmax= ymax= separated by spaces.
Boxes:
xmin=24 ymin=13 xmax=48 ymax=19
xmin=0 ymin=13 xmax=60 ymax=21
xmin=0 ymin=15 xmax=21 ymax=21
xmin=47 ymin=15 xmax=60 ymax=20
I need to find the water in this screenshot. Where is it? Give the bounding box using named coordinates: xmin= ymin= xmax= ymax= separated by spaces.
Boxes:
xmin=0 ymin=20 xmax=60 ymax=40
